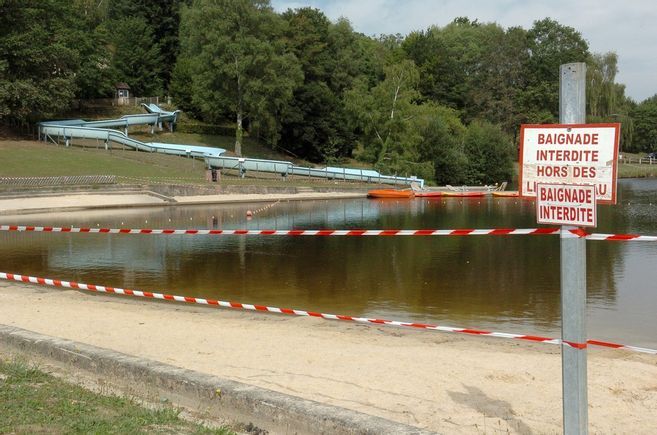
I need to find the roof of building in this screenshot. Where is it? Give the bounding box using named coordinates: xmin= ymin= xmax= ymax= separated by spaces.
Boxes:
xmin=115 ymin=82 xmax=130 ymax=90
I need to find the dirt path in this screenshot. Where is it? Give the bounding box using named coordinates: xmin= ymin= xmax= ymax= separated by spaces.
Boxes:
xmin=0 ymin=281 xmax=655 ymax=434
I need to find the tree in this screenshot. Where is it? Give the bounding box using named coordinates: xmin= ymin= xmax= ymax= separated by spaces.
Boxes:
xmin=345 ymin=60 xmax=422 ymax=172
xmin=631 ymin=95 xmax=657 ymax=153
xmin=587 ymin=52 xmax=621 ymax=117
xmin=402 ymin=24 xmax=464 ymax=110
xmin=470 ymin=26 xmax=529 ymax=132
xmin=345 ymin=59 xmax=468 ymax=182
xmin=70 ymin=0 xmax=115 ymax=98
xmin=521 ymin=18 xmax=589 ymax=119
xmin=0 ymin=0 xmax=79 ymax=123
xmin=169 ymin=57 xmax=199 ymax=116
xmin=586 ymin=52 xmax=635 ymax=150
xmin=279 ymin=8 xmax=361 ymax=161
xmin=403 ymin=19 xmax=530 ymax=137
xmin=415 ymin=104 xmax=468 ymax=185
xmin=177 ymin=0 xmax=302 ymax=155
xmin=111 ymin=17 xmax=163 ymax=96
xmin=462 ymin=121 xmax=515 ymax=184
xmin=108 ymin=0 xmax=188 ymax=91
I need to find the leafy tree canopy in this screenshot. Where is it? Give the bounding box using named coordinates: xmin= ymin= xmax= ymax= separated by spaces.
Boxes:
xmin=0 ymin=0 xmax=80 ymax=122
xmin=177 ymin=0 xmax=302 ymax=155
xmin=631 ymin=95 xmax=657 ymax=153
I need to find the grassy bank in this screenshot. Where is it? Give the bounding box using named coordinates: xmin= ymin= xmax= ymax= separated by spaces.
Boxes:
xmin=618 ymin=163 xmax=657 ymax=178
xmin=1 ymin=140 xmax=206 ymax=180
xmin=0 ymin=359 xmax=233 ymax=434
xmin=0 ymin=139 xmax=385 ymax=189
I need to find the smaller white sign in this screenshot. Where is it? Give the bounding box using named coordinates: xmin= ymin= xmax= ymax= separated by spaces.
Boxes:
xmin=536 ymin=184 xmax=596 ymax=227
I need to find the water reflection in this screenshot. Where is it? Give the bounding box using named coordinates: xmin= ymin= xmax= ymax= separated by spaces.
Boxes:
xmin=1 ymin=179 xmax=656 ymax=346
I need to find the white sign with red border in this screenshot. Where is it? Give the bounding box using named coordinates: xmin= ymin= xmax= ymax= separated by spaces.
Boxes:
xmin=536 ymin=183 xmax=596 ymax=227
xmin=519 ymin=123 xmax=620 ymax=204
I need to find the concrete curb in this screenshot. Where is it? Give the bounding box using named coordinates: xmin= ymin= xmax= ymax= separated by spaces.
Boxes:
xmin=0 ymin=325 xmax=436 ymax=435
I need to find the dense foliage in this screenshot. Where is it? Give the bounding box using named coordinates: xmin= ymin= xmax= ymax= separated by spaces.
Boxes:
xmin=1 ymin=0 xmax=654 ymax=182
xmin=631 ymin=96 xmax=657 ymax=153
xmin=177 ymin=0 xmax=301 ymax=155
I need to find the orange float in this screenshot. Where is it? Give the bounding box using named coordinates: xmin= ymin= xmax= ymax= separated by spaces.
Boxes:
xmin=367 ymin=189 xmax=414 ymax=199
xmin=414 ymin=191 xmax=443 ymax=198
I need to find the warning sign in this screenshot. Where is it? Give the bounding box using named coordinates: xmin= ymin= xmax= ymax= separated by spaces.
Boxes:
xmin=519 ymin=123 xmax=620 ymax=204
xmin=536 ymin=184 xmax=596 ymax=227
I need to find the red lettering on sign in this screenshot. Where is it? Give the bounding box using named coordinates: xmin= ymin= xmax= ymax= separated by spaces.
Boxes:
xmin=537 ymin=132 xmax=600 ymax=145
xmin=536 ymin=165 xmax=568 ymax=177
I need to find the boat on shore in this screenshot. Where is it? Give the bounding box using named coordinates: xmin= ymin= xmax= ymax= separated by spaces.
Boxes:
xmin=492 ymin=191 xmax=519 ymax=198
xmin=442 ymin=191 xmax=487 ymax=198
xmin=414 ymin=191 xmax=443 ymax=197
xmin=367 ymin=189 xmax=414 ymax=199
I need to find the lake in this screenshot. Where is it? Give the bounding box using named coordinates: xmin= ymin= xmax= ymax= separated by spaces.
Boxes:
xmin=1 ymin=178 xmax=656 ymax=347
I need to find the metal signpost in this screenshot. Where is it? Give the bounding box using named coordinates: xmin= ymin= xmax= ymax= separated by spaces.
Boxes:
xmin=558 ymin=62 xmax=589 ymax=435
xmin=519 ymin=63 xmax=621 ymax=434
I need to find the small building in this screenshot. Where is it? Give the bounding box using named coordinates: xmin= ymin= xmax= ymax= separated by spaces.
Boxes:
xmin=115 ymin=83 xmax=131 ymax=105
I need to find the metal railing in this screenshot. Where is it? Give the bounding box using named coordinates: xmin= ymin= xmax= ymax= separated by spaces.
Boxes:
xmin=205 ymin=155 xmax=424 ymax=187
xmin=619 ymin=156 xmax=656 ymax=165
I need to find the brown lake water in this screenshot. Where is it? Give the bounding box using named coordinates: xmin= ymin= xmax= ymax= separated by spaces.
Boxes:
xmin=1 ymin=178 xmax=656 ymax=347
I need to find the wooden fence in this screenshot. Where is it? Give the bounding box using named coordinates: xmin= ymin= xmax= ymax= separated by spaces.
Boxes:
xmin=619 ymin=156 xmax=657 ymax=165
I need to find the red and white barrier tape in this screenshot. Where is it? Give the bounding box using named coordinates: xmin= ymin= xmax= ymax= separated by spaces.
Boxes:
xmin=2 ymin=225 xmax=657 ymax=240
xmin=581 ymin=233 xmax=657 ymax=242
xmin=0 ymin=225 xmax=560 ymax=236
xmin=1 ymin=271 xmax=655 ymax=355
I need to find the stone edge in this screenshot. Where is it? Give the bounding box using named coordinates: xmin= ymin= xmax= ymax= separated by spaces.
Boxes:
xmin=0 ymin=324 xmax=435 ymax=435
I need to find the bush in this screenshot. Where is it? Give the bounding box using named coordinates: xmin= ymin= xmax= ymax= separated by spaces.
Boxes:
xmin=631 ymin=95 xmax=657 ymax=153
xmin=462 ymin=121 xmax=515 ymax=185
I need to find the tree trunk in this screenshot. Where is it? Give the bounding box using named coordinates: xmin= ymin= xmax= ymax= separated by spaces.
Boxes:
xmin=235 ymin=111 xmax=243 ymax=156
xmin=235 ymin=65 xmax=243 ymax=157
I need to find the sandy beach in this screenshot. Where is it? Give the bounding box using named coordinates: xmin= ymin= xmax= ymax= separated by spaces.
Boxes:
xmin=1 ymin=280 xmax=656 ymax=434
xmin=0 ymin=191 xmax=366 ymax=216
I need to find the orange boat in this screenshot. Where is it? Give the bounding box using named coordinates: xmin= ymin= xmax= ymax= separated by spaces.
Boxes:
xmin=492 ymin=191 xmax=519 ymax=197
xmin=367 ymin=189 xmax=414 ymax=199
xmin=442 ymin=191 xmax=487 ymax=198
xmin=414 ymin=191 xmax=443 ymax=197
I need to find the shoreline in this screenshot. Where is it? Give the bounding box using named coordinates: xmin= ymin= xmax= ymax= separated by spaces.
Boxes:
xmin=0 ymin=189 xmax=367 ymax=216
xmin=0 ymin=281 xmax=655 ymax=433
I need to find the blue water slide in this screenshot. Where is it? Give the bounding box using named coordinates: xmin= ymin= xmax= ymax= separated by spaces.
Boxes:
xmin=206 ymin=156 xmax=293 ymax=175
xmin=37 ymin=106 xmax=423 ymax=186
xmin=38 ymin=116 xmax=225 ymax=157
xmin=205 ymin=156 xmax=424 ymax=187
xmin=141 ymin=103 xmax=180 ymax=126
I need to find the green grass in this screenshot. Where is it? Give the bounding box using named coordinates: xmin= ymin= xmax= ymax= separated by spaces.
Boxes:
xmin=618 ymin=163 xmax=657 ymax=178
xmin=0 ymin=359 xmax=234 ymax=434
xmin=0 ymin=139 xmax=384 ymax=189
xmin=1 ymin=140 xmax=207 ymax=180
